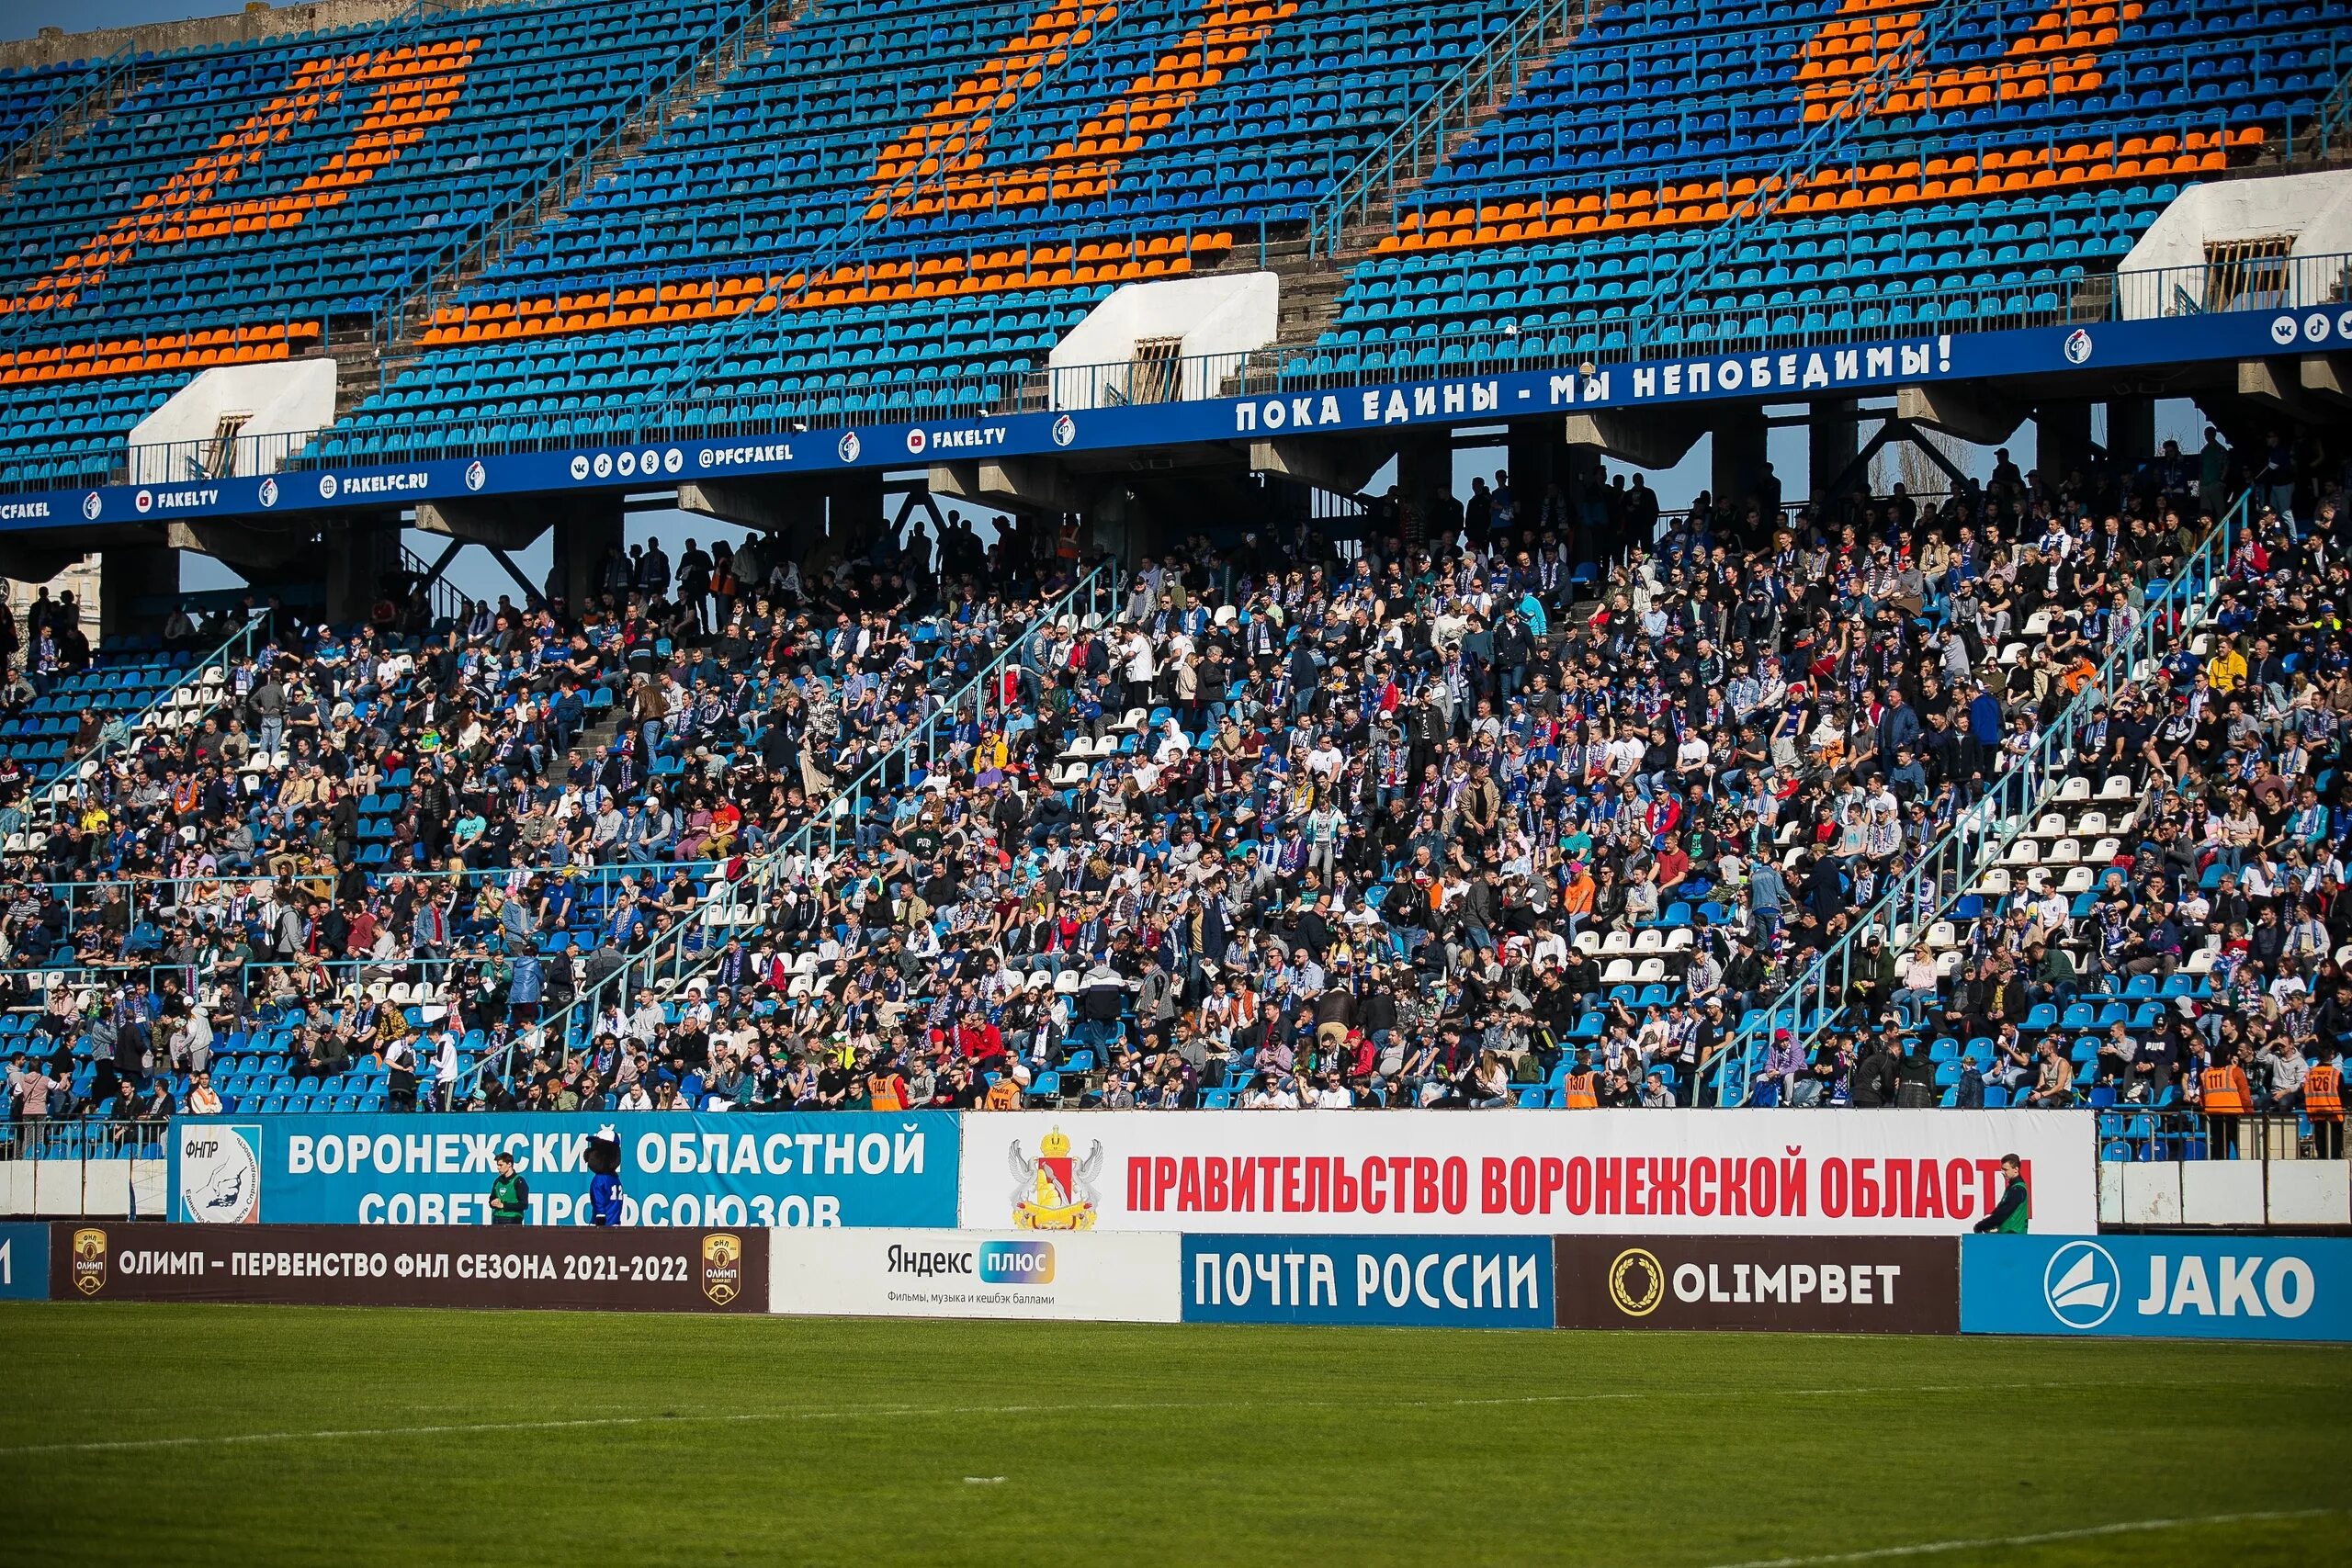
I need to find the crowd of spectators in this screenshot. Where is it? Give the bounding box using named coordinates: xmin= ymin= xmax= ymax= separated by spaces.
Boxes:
xmin=4 ymin=422 xmax=2350 ymax=1139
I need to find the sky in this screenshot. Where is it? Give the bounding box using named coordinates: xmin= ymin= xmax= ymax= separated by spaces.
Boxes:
xmin=10 ymin=0 xmax=218 ymax=41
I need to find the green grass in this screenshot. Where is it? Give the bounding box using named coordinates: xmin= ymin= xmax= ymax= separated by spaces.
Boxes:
xmin=3 ymin=1305 xmax=2346 ymax=1567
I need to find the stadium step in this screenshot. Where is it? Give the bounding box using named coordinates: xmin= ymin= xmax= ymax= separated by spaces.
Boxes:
xmin=376 ymin=0 xmax=815 ymax=364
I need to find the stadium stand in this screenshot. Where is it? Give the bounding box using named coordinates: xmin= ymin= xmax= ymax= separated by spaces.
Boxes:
xmin=0 ymin=0 xmax=773 ymax=486
xmin=0 ymin=0 xmax=2347 ymax=1151
xmin=1320 ymin=0 xmax=2352 ymax=365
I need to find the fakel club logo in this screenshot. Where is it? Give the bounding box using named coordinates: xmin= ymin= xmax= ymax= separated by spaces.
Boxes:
xmin=1605 ymin=1247 xmax=1666 ymax=1317
xmin=257 ymin=477 xmax=278 ymax=509
xmin=464 ymin=459 xmax=487 ymax=491
xmin=2062 ymin=328 xmax=2093 ymax=366
xmin=71 ymin=1227 xmax=107 ymax=1296
xmin=82 ymin=491 xmax=103 ymax=521
xmin=837 ymin=431 xmax=862 ymax=463
xmin=1052 ymin=413 xmax=1077 ymax=447
xmin=1006 ymin=1128 xmax=1102 ymax=1230
xmin=2042 ymin=1239 xmax=2121 ymax=1329
xmin=699 ymin=1232 xmax=745 ymax=1305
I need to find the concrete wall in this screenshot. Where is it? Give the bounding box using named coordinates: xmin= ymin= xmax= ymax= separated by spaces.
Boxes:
xmin=2 ymin=0 xmax=510 ymax=70
xmin=1047 ymin=272 xmax=1279 ymax=410
xmin=126 ymin=358 xmax=337 ymax=485
xmin=2120 ymin=172 xmax=2352 ymax=316
xmin=2098 ymin=1157 xmax=2350 ymax=1227
xmin=0 ymin=1159 xmax=168 ymax=1218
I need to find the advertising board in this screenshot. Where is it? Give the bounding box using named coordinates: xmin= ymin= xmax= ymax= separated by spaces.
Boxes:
xmin=769 ymin=1228 xmax=1179 ymax=1322
xmin=1554 ymin=1235 xmax=1958 ymax=1332
xmin=171 ymin=1112 xmax=959 ymax=1228
xmin=960 ymin=1111 xmax=2094 ymax=1235
xmin=1960 ymin=1235 xmax=2352 ymax=1342
xmin=1181 ymin=1235 xmax=1554 ymax=1328
xmin=48 ymin=1222 xmax=766 ymax=1312
xmin=0 ymin=1222 xmax=50 ymax=1301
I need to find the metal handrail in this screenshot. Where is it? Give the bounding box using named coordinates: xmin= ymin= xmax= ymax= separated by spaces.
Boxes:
xmin=1704 ymin=487 xmax=2255 ymax=1105
xmin=520 ymin=558 xmax=1123 ymax=1075
xmin=628 ymin=0 xmax=1141 ymax=421
xmin=1634 ymin=0 xmax=1987 ymax=349
xmin=379 ymin=0 xmax=790 ymax=356
xmin=32 ymin=611 xmax=266 ymax=804
xmin=1306 ymin=0 xmax=1591 ymax=256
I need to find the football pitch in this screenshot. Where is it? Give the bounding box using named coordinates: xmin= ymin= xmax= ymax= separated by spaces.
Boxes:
xmin=3 ymin=1305 xmax=2345 ymax=1567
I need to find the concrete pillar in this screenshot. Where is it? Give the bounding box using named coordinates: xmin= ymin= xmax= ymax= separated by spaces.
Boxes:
xmin=1810 ymin=397 xmax=1860 ymax=507
xmin=548 ymin=504 xmax=623 ymax=615
xmin=826 ymin=470 xmax=887 ymax=558
xmin=1712 ymin=405 xmax=1770 ymax=514
xmin=322 ymin=517 xmax=400 ymax=627
xmin=1396 ymin=432 xmax=1450 ymax=550
xmin=2039 ymin=402 xmax=2093 ymax=487
xmin=101 ymin=545 xmax=178 ymax=642
xmin=2106 ymin=394 xmax=2155 ymax=468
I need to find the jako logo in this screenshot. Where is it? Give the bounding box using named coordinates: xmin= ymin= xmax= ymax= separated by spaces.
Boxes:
xmin=2041 ymin=1240 xmax=2120 ymax=1328
xmin=2133 ymin=1251 xmax=2314 ymax=1321
xmin=978 ymin=1240 xmax=1055 ymax=1285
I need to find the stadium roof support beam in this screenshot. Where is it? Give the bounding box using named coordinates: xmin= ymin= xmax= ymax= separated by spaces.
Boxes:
xmin=929 ymin=458 xmax=1082 ymax=516
xmin=675 ymin=478 xmax=823 ymax=535
xmin=414 ymin=500 xmax=548 ymax=553
xmin=2298 ymin=355 xmax=2352 ymax=405
xmin=1246 ymin=435 xmax=1389 ymax=497
xmin=0 ymin=537 xmax=98 ymax=585
xmin=1894 ymin=382 xmax=2025 ymax=446
xmin=2233 ymin=358 xmax=2325 ymax=419
xmin=165 ymin=518 xmax=314 ymax=571
xmin=1562 ymin=409 xmax=1705 ymax=470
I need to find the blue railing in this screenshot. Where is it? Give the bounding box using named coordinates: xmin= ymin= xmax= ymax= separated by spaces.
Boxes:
xmin=1706 ymin=487 xmax=2256 ymax=1105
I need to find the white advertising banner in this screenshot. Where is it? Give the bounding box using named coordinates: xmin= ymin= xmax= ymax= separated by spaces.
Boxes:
xmin=957 ymin=1111 xmax=2096 ymax=1236
xmin=769 ymin=1227 xmax=1181 ymax=1323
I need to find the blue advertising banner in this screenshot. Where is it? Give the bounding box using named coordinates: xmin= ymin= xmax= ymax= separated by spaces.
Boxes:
xmin=1962 ymin=1235 xmax=2352 ymax=1342
xmin=1182 ymin=1234 xmax=1553 ymax=1329
xmin=1 ymin=309 xmax=2322 ymax=535
xmin=168 ymin=1113 xmax=960 ymax=1229
xmin=0 ymin=1222 xmax=50 ymax=1300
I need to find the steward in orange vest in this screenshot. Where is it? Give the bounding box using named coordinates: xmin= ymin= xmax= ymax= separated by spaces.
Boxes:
xmin=1560 ymin=1050 xmax=1599 ymax=1109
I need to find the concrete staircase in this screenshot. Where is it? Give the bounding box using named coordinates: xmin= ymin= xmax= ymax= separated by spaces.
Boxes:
xmin=1213 ymin=0 xmax=1590 ymax=361
xmin=333 ymin=0 xmax=809 ymax=410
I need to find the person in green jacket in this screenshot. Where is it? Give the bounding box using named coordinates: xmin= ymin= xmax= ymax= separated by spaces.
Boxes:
xmin=1973 ymin=1153 xmax=2030 ymax=1234
xmin=488 ymin=1150 xmax=529 ymax=1225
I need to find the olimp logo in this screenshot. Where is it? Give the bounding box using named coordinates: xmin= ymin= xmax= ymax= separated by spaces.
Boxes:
xmin=699 ymin=1232 xmax=744 ymax=1305
xmin=71 ymin=1227 xmax=108 ymax=1296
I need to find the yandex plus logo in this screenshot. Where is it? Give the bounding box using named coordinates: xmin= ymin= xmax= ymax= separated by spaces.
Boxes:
xmin=0 ymin=40 xmax=476 ymax=315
